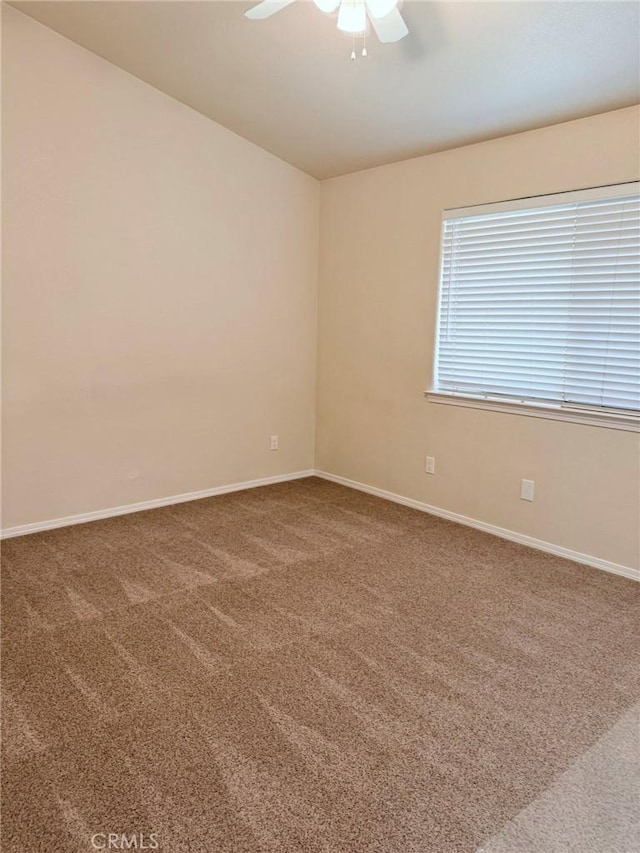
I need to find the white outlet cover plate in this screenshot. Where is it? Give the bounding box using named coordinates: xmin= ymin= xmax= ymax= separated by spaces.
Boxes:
xmin=520 ymin=479 xmax=535 ymax=501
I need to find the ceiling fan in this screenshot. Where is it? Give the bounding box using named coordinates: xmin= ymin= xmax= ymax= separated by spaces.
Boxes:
xmin=244 ymin=0 xmax=409 ymax=46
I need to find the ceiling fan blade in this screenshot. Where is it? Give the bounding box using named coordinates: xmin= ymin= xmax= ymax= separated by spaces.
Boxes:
xmin=244 ymin=0 xmax=296 ymax=20
xmin=369 ymin=6 xmax=408 ymax=42
xmin=364 ymin=0 xmax=397 ymax=19
xmin=313 ymin=0 xmax=341 ymax=11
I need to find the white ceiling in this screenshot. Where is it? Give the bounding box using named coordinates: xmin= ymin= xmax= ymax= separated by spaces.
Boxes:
xmin=11 ymin=0 xmax=640 ymax=179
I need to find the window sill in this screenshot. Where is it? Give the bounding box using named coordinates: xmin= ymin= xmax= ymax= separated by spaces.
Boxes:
xmin=425 ymin=391 xmax=640 ymax=432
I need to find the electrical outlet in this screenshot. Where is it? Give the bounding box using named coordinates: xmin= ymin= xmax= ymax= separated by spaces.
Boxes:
xmin=425 ymin=456 xmax=435 ymax=475
xmin=270 ymin=435 xmax=279 ymax=451
xmin=520 ymin=479 xmax=535 ymax=501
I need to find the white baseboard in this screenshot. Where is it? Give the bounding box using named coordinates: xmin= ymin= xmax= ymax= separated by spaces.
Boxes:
xmin=0 ymin=470 xmax=315 ymax=540
xmin=314 ymin=470 xmax=640 ymax=583
xmin=3 ymin=467 xmax=637 ymax=583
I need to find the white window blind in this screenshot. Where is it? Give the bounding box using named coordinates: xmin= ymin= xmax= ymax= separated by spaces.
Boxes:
xmin=434 ymin=184 xmax=640 ymax=419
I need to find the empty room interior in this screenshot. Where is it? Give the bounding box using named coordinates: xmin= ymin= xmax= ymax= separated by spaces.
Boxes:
xmin=2 ymin=1 xmax=640 ymax=851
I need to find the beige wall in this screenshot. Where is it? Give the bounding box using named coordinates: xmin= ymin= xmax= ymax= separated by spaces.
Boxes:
xmin=317 ymin=106 xmax=640 ymax=570
xmin=2 ymin=7 xmax=319 ymax=528
xmin=3 ymin=7 xmax=638 ymax=571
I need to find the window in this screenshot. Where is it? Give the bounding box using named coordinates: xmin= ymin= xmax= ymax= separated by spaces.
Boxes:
xmin=429 ymin=183 xmax=640 ymax=430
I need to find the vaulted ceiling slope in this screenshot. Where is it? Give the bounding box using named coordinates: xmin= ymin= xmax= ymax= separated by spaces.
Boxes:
xmin=11 ymin=1 xmax=640 ymax=179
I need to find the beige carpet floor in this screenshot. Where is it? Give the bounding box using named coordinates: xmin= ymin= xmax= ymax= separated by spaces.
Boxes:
xmin=1 ymin=476 xmax=639 ymax=852
xmin=480 ymin=701 xmax=640 ymax=853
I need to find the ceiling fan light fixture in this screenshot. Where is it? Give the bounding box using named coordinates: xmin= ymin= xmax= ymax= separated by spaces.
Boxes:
xmin=364 ymin=0 xmax=397 ymax=19
xmin=337 ymin=0 xmax=367 ymax=34
xmin=244 ymin=0 xmax=409 ymax=50
xmin=312 ymin=0 xmax=341 ymax=12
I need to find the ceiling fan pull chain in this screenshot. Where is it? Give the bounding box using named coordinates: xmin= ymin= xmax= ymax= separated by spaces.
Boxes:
xmin=350 ymin=32 xmax=357 ymax=60
xmin=362 ymin=30 xmax=367 ymax=57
